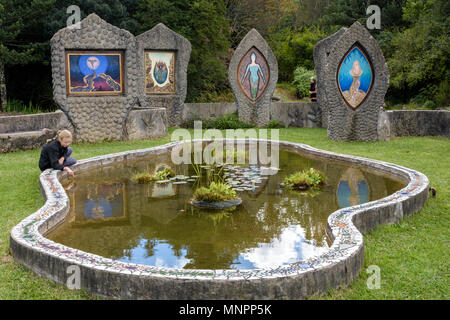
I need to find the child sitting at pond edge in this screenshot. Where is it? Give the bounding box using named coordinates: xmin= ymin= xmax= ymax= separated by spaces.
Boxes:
xmin=38 ymin=129 xmax=76 ymax=177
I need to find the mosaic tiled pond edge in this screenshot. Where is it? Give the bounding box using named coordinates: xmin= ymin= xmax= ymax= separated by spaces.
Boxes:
xmin=10 ymin=139 xmax=429 ymax=299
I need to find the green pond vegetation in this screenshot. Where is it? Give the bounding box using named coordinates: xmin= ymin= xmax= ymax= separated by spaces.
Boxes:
xmin=282 ymin=168 xmax=326 ymax=191
xmin=131 ymin=167 xmax=175 ymax=184
xmin=192 ymin=181 xmax=238 ymax=203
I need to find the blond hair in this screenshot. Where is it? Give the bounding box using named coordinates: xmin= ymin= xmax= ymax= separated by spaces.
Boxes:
xmin=58 ymin=130 xmax=72 ymax=141
xmin=47 ymin=130 xmax=72 ymax=143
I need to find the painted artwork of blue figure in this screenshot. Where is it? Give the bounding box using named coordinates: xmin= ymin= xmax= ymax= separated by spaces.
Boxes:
xmin=241 ymin=52 xmax=266 ymax=100
xmin=154 ymin=61 xmax=169 ymax=85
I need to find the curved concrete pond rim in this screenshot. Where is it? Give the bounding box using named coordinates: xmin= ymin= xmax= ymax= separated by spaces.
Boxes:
xmin=10 ymin=139 xmax=429 ymax=299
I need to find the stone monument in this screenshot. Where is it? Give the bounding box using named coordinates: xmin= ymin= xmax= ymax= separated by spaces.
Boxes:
xmin=228 ymin=29 xmax=278 ymax=127
xmin=136 ymin=23 xmax=191 ymax=127
xmin=51 ymin=14 xmax=140 ymax=142
xmin=319 ymin=21 xmax=389 ymax=141
xmin=51 ymin=14 xmax=171 ymax=143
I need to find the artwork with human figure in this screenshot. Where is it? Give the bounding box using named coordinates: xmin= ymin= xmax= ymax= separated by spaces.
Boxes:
xmin=67 ymin=182 xmax=128 ymax=226
xmin=337 ymin=45 xmax=373 ymax=109
xmin=145 ymin=51 xmax=176 ymax=94
xmin=238 ymin=47 xmax=269 ymax=101
xmin=66 ymin=51 xmax=123 ymax=95
xmin=337 ymin=168 xmax=370 ymax=208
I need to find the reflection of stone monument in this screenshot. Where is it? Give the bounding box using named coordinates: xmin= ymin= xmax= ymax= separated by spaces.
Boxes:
xmin=136 ymin=23 xmax=191 ymax=126
xmin=316 ymin=22 xmax=389 ymax=141
xmin=337 ymin=168 xmax=369 ymax=208
xmin=229 ymin=29 xmax=278 ymax=127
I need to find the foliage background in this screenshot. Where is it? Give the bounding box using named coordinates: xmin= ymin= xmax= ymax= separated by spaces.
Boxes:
xmin=0 ymin=0 xmax=448 ymax=111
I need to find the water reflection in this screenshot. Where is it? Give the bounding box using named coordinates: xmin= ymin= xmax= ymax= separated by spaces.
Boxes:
xmin=48 ymin=150 xmax=405 ymax=270
xmin=337 ymin=168 xmax=370 ymax=208
xmin=69 ymin=182 xmax=128 ymax=226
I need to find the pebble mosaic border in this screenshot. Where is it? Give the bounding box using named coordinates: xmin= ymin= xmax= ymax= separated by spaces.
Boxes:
xmin=10 ymin=139 xmax=429 ymax=299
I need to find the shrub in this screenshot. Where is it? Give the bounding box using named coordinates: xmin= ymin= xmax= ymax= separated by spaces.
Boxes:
xmin=181 ymin=112 xmax=254 ymax=129
xmin=435 ymin=79 xmax=449 ymax=107
xmin=266 ymin=120 xmax=285 ymax=128
xmin=292 ymin=66 xmax=315 ymax=99
xmin=283 ymin=168 xmax=325 ymax=191
xmin=193 ymin=182 xmax=238 ymax=203
xmin=423 ymin=100 xmax=436 ymax=110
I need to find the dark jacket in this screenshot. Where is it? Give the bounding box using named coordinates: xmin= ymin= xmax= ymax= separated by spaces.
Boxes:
xmin=39 ymin=139 xmax=69 ymax=171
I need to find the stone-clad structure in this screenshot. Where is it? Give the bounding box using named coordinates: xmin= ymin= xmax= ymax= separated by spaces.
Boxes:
xmin=313 ymin=28 xmax=346 ymax=128
xmin=51 ymin=15 xmax=192 ymax=142
xmin=320 ymin=22 xmax=390 ymax=141
xmin=228 ymin=29 xmax=278 ymax=127
xmin=51 ymin=13 xmax=139 ymax=143
xmin=136 ymin=23 xmax=191 ymax=126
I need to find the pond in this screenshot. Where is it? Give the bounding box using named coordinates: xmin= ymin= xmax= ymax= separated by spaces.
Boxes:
xmin=47 ymin=149 xmax=405 ymax=270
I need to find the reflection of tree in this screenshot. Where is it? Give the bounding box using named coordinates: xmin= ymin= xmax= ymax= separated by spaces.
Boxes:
xmin=143 ymin=239 xmax=158 ymax=258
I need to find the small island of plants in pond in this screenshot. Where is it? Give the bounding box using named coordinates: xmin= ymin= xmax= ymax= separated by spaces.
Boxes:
xmin=282 ymin=168 xmax=325 ymax=191
xmin=191 ymin=181 xmax=242 ymax=210
xmin=131 ymin=167 xmax=175 ymax=184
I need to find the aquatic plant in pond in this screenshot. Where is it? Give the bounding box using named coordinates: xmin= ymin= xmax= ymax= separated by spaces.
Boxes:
xmin=131 ymin=167 xmax=175 ymax=184
xmin=193 ymin=182 xmax=238 ymax=203
xmin=283 ymin=168 xmax=326 ymax=191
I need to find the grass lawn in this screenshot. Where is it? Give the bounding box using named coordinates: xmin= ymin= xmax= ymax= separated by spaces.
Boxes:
xmin=0 ymin=128 xmax=448 ymax=299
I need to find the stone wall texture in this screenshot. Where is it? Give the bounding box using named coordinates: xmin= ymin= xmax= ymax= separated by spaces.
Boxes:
xmin=228 ymin=29 xmax=278 ymax=127
xmin=270 ymin=102 xmax=321 ymax=128
xmin=125 ymin=108 xmax=168 ymax=141
xmin=184 ymin=102 xmax=237 ymax=120
xmin=0 ymin=110 xmax=70 ymax=134
xmin=0 ymin=111 xmax=73 ymax=153
xmin=136 ymin=23 xmax=191 ymax=126
xmin=322 ymin=22 xmax=390 ymax=141
xmin=183 ymin=101 xmax=322 ymax=128
xmin=313 ymin=28 xmax=346 ymax=129
xmin=384 ymin=110 xmax=450 ymax=138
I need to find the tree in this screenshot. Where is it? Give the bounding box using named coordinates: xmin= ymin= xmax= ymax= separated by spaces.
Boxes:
xmin=388 ymin=0 xmax=450 ymax=106
xmin=269 ymin=26 xmax=326 ymax=82
xmin=0 ymin=0 xmax=55 ymax=112
xmin=226 ymin=0 xmax=297 ymax=48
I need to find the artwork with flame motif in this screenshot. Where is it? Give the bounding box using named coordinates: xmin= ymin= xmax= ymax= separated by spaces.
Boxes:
xmin=337 ymin=45 xmax=373 ymax=109
xmin=145 ymin=51 xmax=176 ymax=94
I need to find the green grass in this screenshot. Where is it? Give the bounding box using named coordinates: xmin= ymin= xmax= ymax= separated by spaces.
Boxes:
xmin=0 ymin=128 xmax=448 ymax=299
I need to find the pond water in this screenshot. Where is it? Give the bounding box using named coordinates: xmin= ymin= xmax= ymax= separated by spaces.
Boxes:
xmin=47 ymin=149 xmax=405 ymax=270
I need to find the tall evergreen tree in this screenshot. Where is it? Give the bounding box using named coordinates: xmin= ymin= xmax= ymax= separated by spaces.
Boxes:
xmin=0 ymin=0 xmax=55 ymax=112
